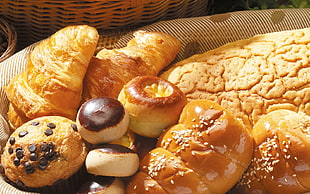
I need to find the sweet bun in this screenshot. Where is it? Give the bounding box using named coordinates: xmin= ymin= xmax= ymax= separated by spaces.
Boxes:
xmin=76 ymin=97 xmax=129 ymax=144
xmin=85 ymin=144 xmax=139 ymax=177
xmin=126 ymin=172 xmax=168 ymax=194
xmin=127 ymin=99 xmax=254 ymax=193
xmin=77 ymin=175 xmax=125 ymax=194
xmin=231 ymin=109 xmax=310 ymax=194
xmin=139 ymin=147 xmax=210 ymax=193
xmin=1 ymin=116 xmax=87 ymax=188
xmin=118 ymin=76 xmax=187 ymax=138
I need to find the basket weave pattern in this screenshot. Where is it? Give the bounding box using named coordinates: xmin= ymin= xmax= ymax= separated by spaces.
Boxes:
xmin=0 ymin=18 xmax=17 ymax=63
xmin=0 ymin=0 xmax=210 ymax=50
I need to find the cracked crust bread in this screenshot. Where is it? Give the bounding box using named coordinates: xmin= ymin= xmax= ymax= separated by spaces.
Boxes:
xmin=160 ymin=28 xmax=310 ymax=130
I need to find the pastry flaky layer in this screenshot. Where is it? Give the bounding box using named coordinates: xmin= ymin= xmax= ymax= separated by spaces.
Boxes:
xmin=126 ymin=99 xmax=254 ymax=194
xmin=5 ymin=25 xmax=99 ymax=129
xmin=160 ymin=28 xmax=310 ymax=130
xmin=82 ymin=30 xmax=181 ymax=100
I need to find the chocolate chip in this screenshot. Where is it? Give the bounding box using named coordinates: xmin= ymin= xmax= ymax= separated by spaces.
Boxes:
xmin=31 ymin=121 xmax=40 ymax=126
xmin=45 ymin=151 xmax=56 ymax=161
xmin=19 ymin=131 xmax=28 ymax=138
xmin=28 ymin=144 xmax=37 ymax=153
xmin=47 ymin=122 xmax=56 ymax=129
xmin=24 ymin=162 xmax=34 ymax=174
xmin=39 ymin=157 xmax=48 ymax=166
xmin=38 ymin=157 xmax=48 ymax=170
xmin=40 ymin=142 xmax=48 ymax=152
xmin=9 ymin=137 xmax=15 ymax=145
xmin=30 ymin=153 xmax=38 ymax=161
xmin=16 ymin=149 xmax=24 ymax=159
xmin=44 ymin=129 xmax=53 ymax=136
xmin=8 ymin=147 xmax=13 ymax=154
xmin=38 ymin=164 xmax=47 ymax=170
xmin=71 ymin=124 xmax=78 ymax=131
xmin=48 ymin=142 xmax=54 ymax=151
xmin=13 ymin=158 xmax=20 ymax=166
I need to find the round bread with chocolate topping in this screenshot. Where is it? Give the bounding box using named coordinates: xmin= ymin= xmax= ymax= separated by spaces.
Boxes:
xmin=77 ymin=175 xmax=125 ymax=194
xmin=118 ymin=75 xmax=187 ymax=138
xmin=85 ymin=144 xmax=139 ymax=177
xmin=76 ymin=97 xmax=129 ymax=144
xmin=1 ymin=116 xmax=87 ymax=188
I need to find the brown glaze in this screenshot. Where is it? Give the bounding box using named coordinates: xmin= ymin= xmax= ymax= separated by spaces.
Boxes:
xmin=78 ymin=97 xmax=125 ymax=131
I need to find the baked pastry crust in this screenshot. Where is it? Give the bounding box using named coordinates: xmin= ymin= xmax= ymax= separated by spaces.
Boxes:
xmin=127 ymin=99 xmax=253 ymax=193
xmin=83 ymin=30 xmax=181 ymax=100
xmin=231 ymin=109 xmax=310 ymax=193
xmin=161 ymin=28 xmax=310 ymax=129
xmin=1 ymin=116 xmax=88 ymax=188
xmin=5 ymin=25 xmax=99 ymax=130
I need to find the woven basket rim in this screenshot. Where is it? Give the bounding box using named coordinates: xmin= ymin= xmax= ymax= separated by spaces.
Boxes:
xmin=0 ymin=17 xmax=17 ymax=63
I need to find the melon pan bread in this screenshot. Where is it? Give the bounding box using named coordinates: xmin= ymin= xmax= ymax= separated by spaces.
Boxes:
xmin=161 ymin=27 xmax=310 ymax=130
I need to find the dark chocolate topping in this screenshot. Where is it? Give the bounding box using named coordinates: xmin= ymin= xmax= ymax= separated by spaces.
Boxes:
xmin=9 ymin=137 xmax=15 ymax=145
xmin=47 ymin=122 xmax=56 ymax=129
xmin=77 ymin=176 xmax=115 ymax=194
xmin=78 ymin=97 xmax=125 ymax=132
xmin=44 ymin=129 xmax=53 ymax=136
xmin=18 ymin=131 xmax=28 ymax=138
xmin=94 ymin=143 xmax=135 ymax=154
xmin=28 ymin=144 xmax=37 ymax=153
xmin=31 ymin=121 xmax=40 ymax=126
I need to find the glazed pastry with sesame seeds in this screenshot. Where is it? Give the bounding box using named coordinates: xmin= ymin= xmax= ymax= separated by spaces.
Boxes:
xmin=0 ymin=116 xmax=87 ymax=190
xmin=126 ymin=99 xmax=254 ymax=194
xmin=230 ymin=109 xmax=310 ymax=194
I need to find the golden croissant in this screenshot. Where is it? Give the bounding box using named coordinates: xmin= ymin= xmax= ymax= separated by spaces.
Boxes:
xmin=5 ymin=25 xmax=99 ymax=130
xmin=82 ymin=30 xmax=181 ymax=100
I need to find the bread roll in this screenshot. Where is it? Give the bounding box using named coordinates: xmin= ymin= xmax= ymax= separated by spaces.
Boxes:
xmin=83 ymin=30 xmax=181 ymax=100
xmin=5 ymin=25 xmax=99 ymax=130
xmin=85 ymin=144 xmax=139 ymax=177
xmin=231 ymin=109 xmax=310 ymax=194
xmin=76 ymin=97 xmax=129 ymax=144
xmin=1 ymin=116 xmax=87 ymax=188
xmin=118 ymin=76 xmax=187 ymax=138
xmin=127 ymin=99 xmax=254 ymax=193
xmin=160 ymin=28 xmax=310 ymax=130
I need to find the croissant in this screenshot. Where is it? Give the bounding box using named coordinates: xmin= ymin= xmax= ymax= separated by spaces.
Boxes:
xmin=82 ymin=30 xmax=181 ymax=100
xmin=5 ymin=25 xmax=99 ymax=130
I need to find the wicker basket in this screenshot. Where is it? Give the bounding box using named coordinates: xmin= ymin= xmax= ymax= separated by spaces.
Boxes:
xmin=0 ymin=18 xmax=17 ymax=63
xmin=0 ymin=0 xmax=213 ymax=50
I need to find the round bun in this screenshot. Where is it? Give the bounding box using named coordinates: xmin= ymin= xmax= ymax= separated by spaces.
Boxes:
xmin=85 ymin=144 xmax=139 ymax=177
xmin=1 ymin=116 xmax=87 ymax=188
xmin=76 ymin=97 xmax=129 ymax=144
xmin=127 ymin=99 xmax=254 ymax=193
xmin=231 ymin=109 xmax=310 ymax=194
xmin=77 ymin=175 xmax=125 ymax=194
xmin=118 ymin=75 xmax=187 ymax=138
